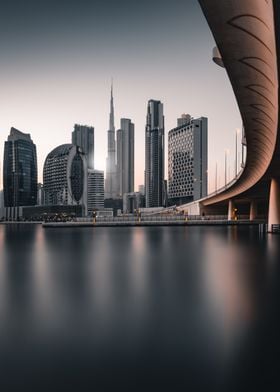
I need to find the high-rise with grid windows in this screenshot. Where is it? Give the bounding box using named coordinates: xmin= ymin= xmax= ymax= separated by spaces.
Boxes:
xmin=168 ymin=115 xmax=208 ymax=205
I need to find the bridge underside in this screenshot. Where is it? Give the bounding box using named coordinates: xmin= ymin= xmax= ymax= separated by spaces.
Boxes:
xmin=201 ymin=177 xmax=278 ymax=216
xmin=197 ymin=0 xmax=280 ymax=230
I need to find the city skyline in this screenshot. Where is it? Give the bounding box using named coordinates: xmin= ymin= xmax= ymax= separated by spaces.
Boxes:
xmin=1 ymin=2 xmax=280 ymax=390
xmin=0 ymin=0 xmax=241 ymax=192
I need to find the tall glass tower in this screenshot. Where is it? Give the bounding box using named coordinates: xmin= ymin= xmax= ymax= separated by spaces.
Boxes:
xmin=3 ymin=127 xmax=37 ymax=207
xmin=145 ymin=100 xmax=165 ymax=207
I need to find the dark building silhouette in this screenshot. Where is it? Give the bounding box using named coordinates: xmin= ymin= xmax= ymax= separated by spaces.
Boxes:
xmin=145 ymin=100 xmax=165 ymax=207
xmin=3 ymin=127 xmax=37 ymax=207
xmin=104 ymin=198 xmax=123 ymax=216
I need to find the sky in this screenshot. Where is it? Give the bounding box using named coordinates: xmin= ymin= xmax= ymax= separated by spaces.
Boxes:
xmin=0 ymin=0 xmax=241 ymax=193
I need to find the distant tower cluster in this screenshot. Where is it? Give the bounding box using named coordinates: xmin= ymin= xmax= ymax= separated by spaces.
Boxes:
xmin=105 ymin=84 xmax=135 ymax=204
xmin=145 ymin=100 xmax=165 ymax=207
xmin=4 ymin=127 xmax=37 ymax=207
xmin=168 ymin=115 xmax=208 ymax=204
xmin=72 ymin=123 xmax=105 ymax=214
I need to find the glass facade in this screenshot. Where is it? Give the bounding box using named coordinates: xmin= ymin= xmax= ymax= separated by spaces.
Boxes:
xmin=70 ymin=154 xmax=84 ymax=202
xmin=3 ymin=128 xmax=37 ymax=207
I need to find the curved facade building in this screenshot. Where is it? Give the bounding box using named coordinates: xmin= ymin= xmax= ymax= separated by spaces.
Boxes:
xmin=43 ymin=144 xmax=87 ymax=213
xmin=4 ymin=127 xmax=37 ymax=207
xmin=195 ymin=0 xmax=280 ymax=228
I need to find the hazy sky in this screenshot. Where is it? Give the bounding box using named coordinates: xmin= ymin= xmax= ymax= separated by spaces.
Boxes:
xmin=0 ymin=0 xmax=241 ymax=192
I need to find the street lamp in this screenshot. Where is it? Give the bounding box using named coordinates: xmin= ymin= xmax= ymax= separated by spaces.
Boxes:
xmin=241 ymin=124 xmax=246 ymax=168
xmin=235 ymin=128 xmax=241 ymax=177
xmin=225 ymin=149 xmax=229 ymax=187
xmin=215 ymin=162 xmax=218 ymax=193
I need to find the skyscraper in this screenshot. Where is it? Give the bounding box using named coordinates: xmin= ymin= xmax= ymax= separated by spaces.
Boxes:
xmin=72 ymin=124 xmax=94 ymax=169
xmin=145 ymin=100 xmax=165 ymax=207
xmin=88 ymin=169 xmax=104 ymax=212
xmin=116 ymin=118 xmax=134 ymax=196
xmin=105 ymin=83 xmax=118 ymax=199
xmin=3 ymin=127 xmax=37 ymax=207
xmin=168 ymin=115 xmax=208 ymax=205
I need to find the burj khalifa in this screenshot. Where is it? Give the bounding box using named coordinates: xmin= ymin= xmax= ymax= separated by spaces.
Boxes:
xmin=105 ymin=83 xmax=118 ymax=199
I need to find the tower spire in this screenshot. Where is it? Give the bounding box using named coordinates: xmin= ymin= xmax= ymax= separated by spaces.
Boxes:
xmin=109 ymin=79 xmax=115 ymax=132
xmin=105 ymin=80 xmax=117 ymax=199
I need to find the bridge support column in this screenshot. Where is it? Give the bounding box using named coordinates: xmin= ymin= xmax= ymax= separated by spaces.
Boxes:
xmin=228 ymin=199 xmax=235 ymax=221
xmin=249 ymin=200 xmax=258 ymax=221
xmin=268 ymin=178 xmax=280 ymax=232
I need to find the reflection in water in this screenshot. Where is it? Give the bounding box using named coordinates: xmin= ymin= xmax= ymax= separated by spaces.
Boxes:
xmin=0 ymin=224 xmax=279 ymax=391
xmin=203 ymin=231 xmax=256 ymax=357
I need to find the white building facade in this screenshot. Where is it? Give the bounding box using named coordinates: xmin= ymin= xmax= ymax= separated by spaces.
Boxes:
xmin=168 ymin=115 xmax=208 ymax=205
xmin=88 ymin=169 xmax=104 ymax=212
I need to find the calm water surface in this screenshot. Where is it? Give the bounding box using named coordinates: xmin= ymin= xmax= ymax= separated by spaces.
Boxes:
xmin=0 ymin=224 xmax=280 ymax=391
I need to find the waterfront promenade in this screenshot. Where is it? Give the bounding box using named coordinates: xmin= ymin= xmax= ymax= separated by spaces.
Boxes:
xmin=42 ymin=215 xmax=262 ymax=228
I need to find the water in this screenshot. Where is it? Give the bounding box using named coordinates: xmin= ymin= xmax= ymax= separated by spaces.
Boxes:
xmin=0 ymin=224 xmax=280 ymax=391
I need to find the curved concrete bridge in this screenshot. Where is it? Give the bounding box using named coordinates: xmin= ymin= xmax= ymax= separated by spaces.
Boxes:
xmin=182 ymin=0 xmax=280 ymax=230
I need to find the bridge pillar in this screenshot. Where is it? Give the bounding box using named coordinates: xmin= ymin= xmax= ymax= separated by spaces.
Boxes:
xmin=249 ymin=200 xmax=258 ymax=221
xmin=228 ymin=199 xmax=235 ymax=221
xmin=268 ymin=178 xmax=280 ymax=232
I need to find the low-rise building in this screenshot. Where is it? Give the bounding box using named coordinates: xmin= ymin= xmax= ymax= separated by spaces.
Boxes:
xmin=123 ymin=192 xmax=145 ymax=214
